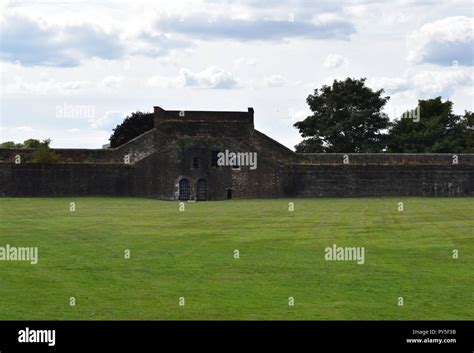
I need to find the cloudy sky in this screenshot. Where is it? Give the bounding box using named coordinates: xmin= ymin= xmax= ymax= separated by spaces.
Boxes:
xmin=1 ymin=0 xmax=473 ymax=149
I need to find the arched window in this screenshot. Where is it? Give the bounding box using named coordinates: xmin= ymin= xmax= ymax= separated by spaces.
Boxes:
xmin=196 ymin=179 xmax=207 ymax=201
xmin=179 ymin=179 xmax=191 ymax=200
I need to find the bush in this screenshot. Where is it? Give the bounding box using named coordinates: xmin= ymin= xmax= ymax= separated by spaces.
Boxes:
xmin=32 ymin=139 xmax=58 ymax=164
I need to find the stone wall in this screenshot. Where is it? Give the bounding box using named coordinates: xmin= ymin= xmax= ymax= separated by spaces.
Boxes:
xmin=1 ymin=156 xmax=472 ymax=199
xmin=0 ymin=163 xmax=132 ymax=197
xmin=296 ymin=153 xmax=474 ymax=165
xmin=0 ymin=148 xmax=118 ymax=163
xmin=113 ymin=128 xmax=157 ymax=164
xmin=0 ymin=128 xmax=157 ymax=165
xmin=250 ymin=130 xmax=297 ymax=163
xmin=154 ymin=106 xmax=254 ymax=125
xmin=0 ymin=120 xmax=472 ymax=199
xmin=287 ymin=165 xmax=473 ymax=197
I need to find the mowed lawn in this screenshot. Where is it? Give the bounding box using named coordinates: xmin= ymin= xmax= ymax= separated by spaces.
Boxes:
xmin=0 ymin=197 xmax=472 ymax=320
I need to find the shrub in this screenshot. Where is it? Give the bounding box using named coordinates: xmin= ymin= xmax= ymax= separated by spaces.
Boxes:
xmin=32 ymin=139 xmax=58 ymax=164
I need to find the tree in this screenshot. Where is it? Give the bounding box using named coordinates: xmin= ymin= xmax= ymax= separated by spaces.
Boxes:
xmin=0 ymin=141 xmax=22 ymax=148
xmin=32 ymin=139 xmax=58 ymax=164
xmin=109 ymin=111 xmax=154 ymax=148
xmin=22 ymin=139 xmax=42 ymax=148
xmin=292 ymin=137 xmax=326 ymax=153
xmin=461 ymin=111 xmax=473 ymax=153
xmin=0 ymin=139 xmax=41 ymax=148
xmin=294 ymin=78 xmax=390 ymax=153
xmin=387 ymin=97 xmax=467 ymax=153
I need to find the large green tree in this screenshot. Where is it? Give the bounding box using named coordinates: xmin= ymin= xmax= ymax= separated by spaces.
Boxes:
xmin=387 ymin=97 xmax=468 ymax=153
xmin=109 ymin=111 xmax=154 ymax=148
xmin=0 ymin=139 xmax=41 ymax=148
xmin=294 ymin=78 xmax=390 ymax=153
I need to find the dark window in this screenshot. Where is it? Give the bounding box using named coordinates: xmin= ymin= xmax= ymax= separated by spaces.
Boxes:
xmin=227 ymin=189 xmax=232 ymax=200
xmin=196 ymin=179 xmax=207 ymax=201
xmin=211 ymin=151 xmax=220 ymax=167
xmin=192 ymin=157 xmax=199 ymax=169
xmin=179 ymin=179 xmax=191 ymax=200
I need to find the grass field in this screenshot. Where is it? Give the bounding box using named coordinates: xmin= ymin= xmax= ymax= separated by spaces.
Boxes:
xmin=0 ymin=197 xmax=472 ymax=320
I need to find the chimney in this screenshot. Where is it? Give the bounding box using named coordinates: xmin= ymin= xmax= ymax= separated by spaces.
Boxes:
xmin=248 ymin=107 xmax=254 ymax=127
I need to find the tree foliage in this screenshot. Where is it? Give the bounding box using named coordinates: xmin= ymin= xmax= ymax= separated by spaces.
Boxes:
xmin=0 ymin=141 xmax=21 ymax=148
xmin=0 ymin=139 xmax=41 ymax=148
xmin=109 ymin=112 xmax=154 ymax=148
xmin=294 ymin=78 xmax=390 ymax=153
xmin=387 ymin=97 xmax=468 ymax=153
xmin=462 ymin=111 xmax=474 ymax=153
xmin=32 ymin=139 xmax=58 ymax=164
xmin=23 ymin=139 xmax=42 ymax=148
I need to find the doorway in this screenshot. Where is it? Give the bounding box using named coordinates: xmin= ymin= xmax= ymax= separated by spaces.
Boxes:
xmin=178 ymin=179 xmax=191 ymax=200
xmin=196 ymin=179 xmax=207 ymax=201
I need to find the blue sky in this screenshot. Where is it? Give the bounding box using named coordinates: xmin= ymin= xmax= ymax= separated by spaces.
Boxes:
xmin=1 ymin=0 xmax=473 ymax=149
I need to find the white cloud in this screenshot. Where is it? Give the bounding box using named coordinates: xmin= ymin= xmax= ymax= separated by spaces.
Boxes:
xmin=5 ymin=75 xmax=91 ymax=96
xmin=154 ymin=11 xmax=355 ymax=41
xmin=369 ymin=68 xmax=473 ymax=98
xmin=100 ymin=75 xmax=124 ymax=89
xmin=0 ymin=126 xmax=35 ymax=143
xmin=411 ymin=69 xmax=473 ymax=97
xmin=1 ymin=0 xmax=473 ymax=149
xmin=323 ymin=54 xmax=348 ymax=69
xmin=367 ymin=77 xmax=409 ymax=93
xmin=0 ymin=12 xmax=192 ymax=67
xmin=130 ymin=31 xmax=190 ymax=58
xmin=89 ymin=111 xmax=125 ymax=129
xmin=60 ymin=81 xmax=91 ymax=91
xmin=285 ymin=108 xmax=310 ymax=123
xmin=264 ymin=74 xmax=286 ymax=87
xmin=233 ymin=57 xmax=258 ymax=68
xmin=148 ymin=67 xmax=239 ymax=89
xmin=180 ymin=67 xmax=238 ymax=89
xmin=15 ymin=126 xmax=35 ymax=133
xmin=407 ymin=16 xmax=474 ymax=66
xmin=147 ymin=74 xmax=176 ymax=89
xmin=0 ymin=15 xmax=124 ymax=67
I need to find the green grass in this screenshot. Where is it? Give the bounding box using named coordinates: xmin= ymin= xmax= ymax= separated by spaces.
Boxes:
xmin=0 ymin=197 xmax=472 ymax=320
